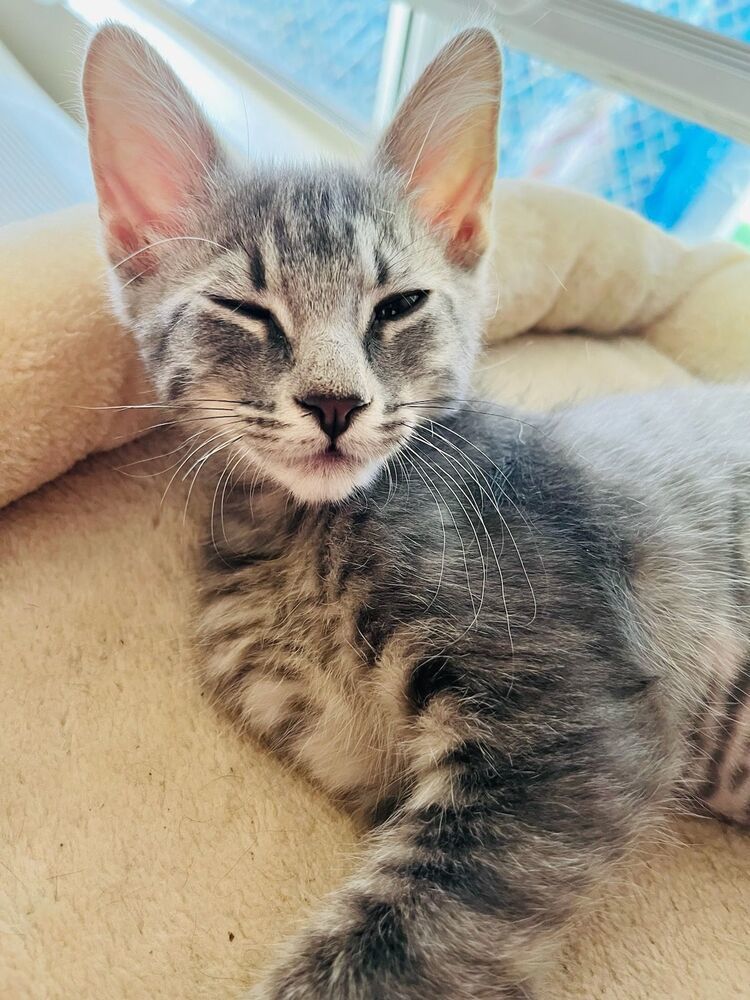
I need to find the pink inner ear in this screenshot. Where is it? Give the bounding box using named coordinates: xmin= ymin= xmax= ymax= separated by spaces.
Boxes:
xmin=94 ymin=129 xmax=200 ymax=272
xmin=455 ymin=216 xmax=477 ymax=248
xmin=89 ymin=84 xmax=211 ymax=232
xmin=443 ymin=211 xmax=486 ymax=268
xmin=413 ymin=158 xmax=492 ymax=267
xmin=84 ymin=25 xmax=221 ymax=274
xmin=109 ymin=129 xmax=196 ymax=227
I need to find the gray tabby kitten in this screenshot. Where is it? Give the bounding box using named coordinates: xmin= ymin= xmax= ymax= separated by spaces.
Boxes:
xmin=83 ymin=24 xmax=750 ymax=999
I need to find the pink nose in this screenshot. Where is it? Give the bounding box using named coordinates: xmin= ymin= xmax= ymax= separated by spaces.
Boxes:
xmin=297 ymin=395 xmax=367 ymax=441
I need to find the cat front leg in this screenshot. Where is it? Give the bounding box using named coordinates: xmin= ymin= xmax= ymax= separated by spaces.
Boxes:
xmin=248 ymin=796 xmax=547 ymax=999
xmin=249 ymin=676 xmax=676 ymax=1000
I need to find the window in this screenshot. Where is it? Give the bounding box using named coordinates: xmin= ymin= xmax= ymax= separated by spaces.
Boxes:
xmin=621 ymin=0 xmax=750 ymax=40
xmin=60 ymin=0 xmax=750 ymax=243
xmin=163 ymin=0 xmax=390 ymax=126
xmin=498 ymin=45 xmax=750 ymax=243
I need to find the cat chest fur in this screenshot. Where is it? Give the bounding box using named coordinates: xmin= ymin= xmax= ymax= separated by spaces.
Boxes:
xmin=196 ymin=499 xmax=411 ymax=808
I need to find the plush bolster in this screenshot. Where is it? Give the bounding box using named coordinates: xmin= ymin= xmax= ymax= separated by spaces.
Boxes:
xmin=487 ymin=181 xmax=750 ymax=376
xmin=0 ymin=204 xmax=155 ymax=509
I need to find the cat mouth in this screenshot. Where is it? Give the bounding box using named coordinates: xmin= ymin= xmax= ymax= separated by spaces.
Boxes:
xmin=258 ymin=443 xmax=383 ymax=503
xmin=291 ymin=448 xmax=357 ymax=475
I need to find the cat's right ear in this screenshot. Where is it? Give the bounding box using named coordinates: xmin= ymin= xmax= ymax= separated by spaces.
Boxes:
xmin=83 ymin=24 xmax=222 ymax=274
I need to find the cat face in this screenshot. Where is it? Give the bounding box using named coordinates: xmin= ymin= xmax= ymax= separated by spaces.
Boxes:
xmin=83 ymin=26 xmax=501 ymax=502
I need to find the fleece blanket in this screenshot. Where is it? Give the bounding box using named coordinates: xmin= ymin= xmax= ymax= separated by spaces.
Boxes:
xmin=1 ymin=185 xmax=750 ymax=999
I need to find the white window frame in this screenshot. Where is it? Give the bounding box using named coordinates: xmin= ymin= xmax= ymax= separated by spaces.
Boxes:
xmin=407 ymin=0 xmax=750 ymax=145
xmin=52 ymin=0 xmax=750 ymax=150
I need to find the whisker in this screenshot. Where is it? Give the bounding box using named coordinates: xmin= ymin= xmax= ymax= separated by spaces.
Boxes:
xmin=130 ymin=412 xmax=239 ymax=436
xmin=209 ymin=457 xmax=232 ymax=555
xmin=209 ymin=447 xmax=245 ymax=554
xmin=382 ymin=457 xmax=397 ymax=507
xmin=113 ymin=429 xmax=205 ymax=478
xmin=412 ymin=427 xmax=516 ymax=647
xmin=180 ymin=426 xmax=245 ymax=484
xmin=73 ymin=402 xmax=168 ymax=412
xmin=182 ymin=434 xmax=243 ymax=526
xmin=406 ymin=445 xmax=484 ymax=629
xmin=401 ymin=446 xmax=448 ymax=611
xmin=220 ymin=452 xmax=248 ymax=546
xmin=159 ymin=426 xmax=239 ymax=512
xmin=108 ymin=235 xmax=232 ymax=274
xmin=423 ymin=418 xmax=521 ymax=503
xmin=402 ymin=397 xmax=606 ymax=488
xmin=400 ymin=399 xmax=545 ymax=436
xmin=417 ymin=419 xmax=539 ymax=626
xmin=393 ymin=452 xmax=412 ymax=505
xmin=414 ymin=441 xmax=494 ymax=641
xmin=104 ymin=411 xmax=241 ymax=449
xmin=73 ymin=401 xmax=237 ymax=412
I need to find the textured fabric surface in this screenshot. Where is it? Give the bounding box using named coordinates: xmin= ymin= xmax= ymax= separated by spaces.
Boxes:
xmin=0 ymin=206 xmax=153 ymax=509
xmin=1 ymin=186 xmax=749 ymax=998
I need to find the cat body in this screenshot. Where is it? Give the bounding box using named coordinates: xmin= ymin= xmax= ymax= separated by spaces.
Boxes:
xmin=81 ymin=24 xmax=750 ymax=999
xmin=200 ymin=385 xmax=750 ymax=812
xmin=196 ymin=386 xmax=750 ymax=998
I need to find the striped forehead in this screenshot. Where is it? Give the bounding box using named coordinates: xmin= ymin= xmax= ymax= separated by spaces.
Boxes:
xmin=225 ymin=173 xmax=400 ymax=309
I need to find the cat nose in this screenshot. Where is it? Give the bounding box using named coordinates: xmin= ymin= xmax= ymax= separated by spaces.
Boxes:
xmin=297 ymin=395 xmax=368 ymax=441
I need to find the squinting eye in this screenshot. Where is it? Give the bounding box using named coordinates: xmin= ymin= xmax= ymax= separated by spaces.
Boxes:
xmin=373 ymin=290 xmax=429 ymax=324
xmin=206 ymin=295 xmax=272 ymax=323
xmin=205 ymin=294 xmax=292 ymax=359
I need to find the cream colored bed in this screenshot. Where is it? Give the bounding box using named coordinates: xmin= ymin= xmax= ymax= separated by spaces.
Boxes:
xmin=1 ymin=183 xmax=749 ymax=999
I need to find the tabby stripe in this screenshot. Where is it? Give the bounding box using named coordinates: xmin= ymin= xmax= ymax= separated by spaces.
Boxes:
xmin=244 ymin=415 xmax=284 ymax=428
xmin=152 ymin=303 xmax=187 ymax=366
xmin=355 ymin=601 xmax=395 ymax=667
xmin=700 ymin=656 xmax=750 ymax=798
xmin=247 ymin=243 xmax=267 ymax=291
xmin=203 ymin=548 xmax=282 ymax=572
xmin=166 ymin=366 xmax=192 ymax=401
xmin=730 ymin=763 xmax=749 ymax=793
xmin=374 ymin=249 xmax=389 ymax=287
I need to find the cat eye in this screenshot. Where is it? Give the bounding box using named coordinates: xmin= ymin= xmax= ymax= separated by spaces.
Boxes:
xmin=206 ymin=296 xmax=272 ymax=323
xmin=205 ymin=295 xmax=292 ymax=359
xmin=373 ymin=290 xmax=429 ymax=324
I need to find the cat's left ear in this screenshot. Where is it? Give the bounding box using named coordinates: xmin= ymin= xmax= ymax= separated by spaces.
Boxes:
xmin=376 ymin=29 xmax=501 ymax=268
xmin=83 ymin=24 xmax=223 ymax=273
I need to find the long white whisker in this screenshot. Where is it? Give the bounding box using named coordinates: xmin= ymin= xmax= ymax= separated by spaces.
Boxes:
xmin=420 ymin=419 xmax=539 ymax=627
xmin=114 ymin=429 xmax=205 ymax=477
xmin=407 ymin=445 xmax=483 ymax=629
xmin=74 ymin=402 xmax=235 ymax=412
xmin=210 ymin=448 xmax=247 ymax=552
xmin=183 ymin=434 xmax=243 ymax=526
xmin=414 ymin=429 xmax=511 ymax=648
xmin=401 ymin=445 xmax=448 ymax=611
xmin=159 ymin=426 xmax=236 ymax=511
xmin=108 ymin=235 xmax=232 ymax=274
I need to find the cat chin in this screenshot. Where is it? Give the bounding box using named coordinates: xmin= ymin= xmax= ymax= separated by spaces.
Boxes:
xmin=270 ymin=458 xmax=381 ymax=505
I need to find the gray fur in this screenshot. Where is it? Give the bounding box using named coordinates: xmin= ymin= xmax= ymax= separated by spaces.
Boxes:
xmin=84 ymin=25 xmax=750 ymax=1000
xmin=115 ymin=164 xmax=489 ymax=505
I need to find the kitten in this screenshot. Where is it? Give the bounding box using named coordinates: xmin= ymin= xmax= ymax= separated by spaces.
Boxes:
xmin=83 ymin=24 xmax=750 ymax=999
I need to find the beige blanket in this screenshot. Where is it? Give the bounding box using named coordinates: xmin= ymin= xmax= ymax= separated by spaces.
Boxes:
xmin=1 ymin=186 xmax=749 ymax=999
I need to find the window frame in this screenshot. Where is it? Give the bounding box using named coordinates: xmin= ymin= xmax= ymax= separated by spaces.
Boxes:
xmin=55 ymin=0 xmax=750 ymax=149
xmin=409 ymin=0 xmax=750 ymax=144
